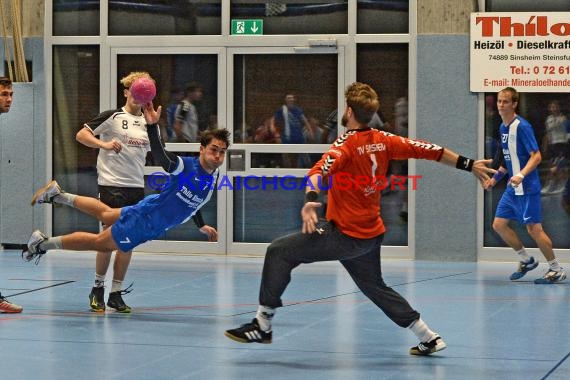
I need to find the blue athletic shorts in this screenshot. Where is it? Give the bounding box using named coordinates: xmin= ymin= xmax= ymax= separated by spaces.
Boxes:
xmin=495 ymin=191 xmax=542 ymax=224
xmin=111 ymin=205 xmax=161 ymax=252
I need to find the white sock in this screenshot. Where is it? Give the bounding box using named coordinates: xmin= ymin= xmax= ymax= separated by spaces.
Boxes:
xmin=111 ymin=279 xmax=123 ymax=293
xmin=39 ymin=236 xmax=63 ymax=251
xmin=515 ymin=248 xmax=531 ymax=263
xmin=94 ymin=273 xmax=105 ymax=288
xmin=54 ymin=193 xmax=77 ymax=207
xmin=548 ymin=259 xmax=561 ymax=272
xmin=255 ymin=305 xmax=275 ymax=332
xmin=408 ymin=318 xmax=437 ymax=343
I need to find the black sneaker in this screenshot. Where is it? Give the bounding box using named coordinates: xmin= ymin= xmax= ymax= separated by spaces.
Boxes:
xmin=89 ymin=287 xmax=106 ymax=312
xmin=225 ymin=318 xmax=272 ymax=344
xmin=107 ymin=284 xmax=133 ymax=313
xmin=410 ymin=336 xmax=447 ymax=356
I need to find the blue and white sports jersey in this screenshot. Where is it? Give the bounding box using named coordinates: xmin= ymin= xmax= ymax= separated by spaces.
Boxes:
xmin=111 ymin=155 xmax=219 ymax=251
xmin=133 ymin=156 xmax=217 ymax=233
xmin=499 ymin=115 xmax=541 ymax=195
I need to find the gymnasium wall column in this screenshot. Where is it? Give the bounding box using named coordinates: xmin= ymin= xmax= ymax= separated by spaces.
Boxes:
xmin=414 ymin=1 xmax=480 ymax=261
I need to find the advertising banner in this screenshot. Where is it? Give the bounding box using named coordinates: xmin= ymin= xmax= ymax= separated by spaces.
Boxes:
xmin=470 ymin=13 xmax=570 ymax=92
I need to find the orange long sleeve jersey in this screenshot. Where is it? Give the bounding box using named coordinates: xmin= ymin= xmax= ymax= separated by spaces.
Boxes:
xmin=307 ymin=128 xmax=444 ymax=238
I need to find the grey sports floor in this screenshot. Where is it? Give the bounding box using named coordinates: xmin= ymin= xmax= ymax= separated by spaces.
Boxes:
xmin=1 ymin=250 xmax=568 ymax=380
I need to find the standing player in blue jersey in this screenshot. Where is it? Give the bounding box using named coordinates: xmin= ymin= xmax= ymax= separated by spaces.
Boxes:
xmin=484 ymin=87 xmax=566 ymax=284
xmin=22 ymin=104 xmax=229 ymax=263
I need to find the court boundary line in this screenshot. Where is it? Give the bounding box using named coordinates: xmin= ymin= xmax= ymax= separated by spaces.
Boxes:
xmin=541 ymin=351 xmax=570 ymax=380
xmin=4 ymin=280 xmax=76 ymax=298
xmin=229 ymin=271 xmax=472 ymax=317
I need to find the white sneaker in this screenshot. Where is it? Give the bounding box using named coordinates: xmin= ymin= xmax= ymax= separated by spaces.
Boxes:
xmin=534 ymin=269 xmax=567 ymax=284
xmin=31 ymin=180 xmax=62 ymax=205
xmin=22 ymin=230 xmax=49 ymax=264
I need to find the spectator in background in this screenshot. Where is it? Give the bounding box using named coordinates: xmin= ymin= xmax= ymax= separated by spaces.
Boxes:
xmin=272 ymin=93 xmax=313 ymax=167
xmin=541 ymin=100 xmax=567 ymax=195
xmin=304 ymin=116 xmax=324 ymax=165
xmin=174 ymin=82 xmax=203 ymax=143
xmin=369 ymin=110 xmax=390 ymax=131
xmin=208 ymin=114 xmax=219 ymax=131
xmin=165 ymin=87 xmax=184 ymax=142
xmin=321 ymin=109 xmax=338 ymax=144
xmin=235 ymin=122 xmax=254 ymax=144
xmin=253 ymin=117 xmax=281 ymax=167
xmin=321 ymin=108 xmax=388 ymax=142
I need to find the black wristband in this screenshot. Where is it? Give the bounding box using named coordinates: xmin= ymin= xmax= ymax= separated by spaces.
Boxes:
xmin=456 ymin=155 xmax=474 ymax=172
xmin=192 ymin=212 xmax=205 ymax=228
xmin=305 ymin=191 xmax=318 ymax=203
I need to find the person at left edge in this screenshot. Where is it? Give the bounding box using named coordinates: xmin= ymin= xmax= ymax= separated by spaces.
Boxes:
xmin=0 ymin=76 xmax=23 ymax=314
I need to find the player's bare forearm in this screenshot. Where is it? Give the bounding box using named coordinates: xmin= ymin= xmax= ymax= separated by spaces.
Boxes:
xmin=520 ymin=150 xmax=541 ymax=176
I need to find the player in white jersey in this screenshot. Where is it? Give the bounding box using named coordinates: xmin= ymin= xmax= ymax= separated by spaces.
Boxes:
xmin=484 ymin=87 xmax=566 ymax=284
xmin=76 ymin=71 xmax=153 ymax=313
xmin=23 ymin=105 xmax=228 ymax=275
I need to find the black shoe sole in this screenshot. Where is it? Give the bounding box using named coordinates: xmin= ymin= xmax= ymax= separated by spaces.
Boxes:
xmin=409 ymin=340 xmax=447 ymax=356
xmin=107 ymin=303 xmax=132 ymax=313
xmin=89 ymin=291 xmax=105 ymax=313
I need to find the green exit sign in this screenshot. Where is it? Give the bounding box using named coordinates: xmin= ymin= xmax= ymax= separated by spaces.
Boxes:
xmin=231 ymin=19 xmax=263 ymax=35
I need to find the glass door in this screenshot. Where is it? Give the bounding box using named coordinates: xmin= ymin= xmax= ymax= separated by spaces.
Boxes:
xmin=226 ymin=47 xmax=344 ymax=255
xmin=111 ymin=47 xmax=227 ymax=254
xmin=47 ymin=1 xmax=412 ymax=257
xmin=108 ymin=46 xmax=343 ymax=255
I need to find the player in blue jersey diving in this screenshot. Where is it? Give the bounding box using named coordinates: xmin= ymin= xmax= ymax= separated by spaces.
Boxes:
xmin=22 ymin=103 xmax=229 ymax=262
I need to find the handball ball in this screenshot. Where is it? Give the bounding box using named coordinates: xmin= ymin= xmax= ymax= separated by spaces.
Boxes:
xmin=130 ymin=77 xmax=156 ymax=104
